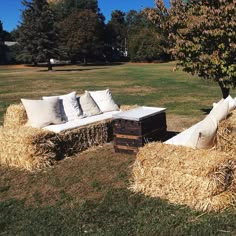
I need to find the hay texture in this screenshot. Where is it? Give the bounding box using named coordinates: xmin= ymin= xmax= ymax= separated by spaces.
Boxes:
xmin=0 ymin=104 xmax=113 ymax=171
xmin=0 ymin=127 xmax=61 ymax=171
xmin=130 ymin=142 xmax=236 ymax=212
xmin=4 ymin=103 xmax=27 ymax=128
xmin=120 ymin=104 xmax=140 ymax=111
xmin=59 ymin=119 xmax=113 ymax=157
xmin=216 ymin=109 xmax=236 ymax=155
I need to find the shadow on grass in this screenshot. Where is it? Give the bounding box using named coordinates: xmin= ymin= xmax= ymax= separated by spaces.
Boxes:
xmin=1 ymin=188 xmax=236 ymax=235
xmin=80 ymin=62 xmax=125 ymax=67
xmin=28 ymin=62 xmax=125 ymax=71
xmin=200 ymin=108 xmax=212 ymax=115
xmin=162 ymin=131 xmax=180 ymax=141
xmin=38 ymin=67 xmax=108 ymax=72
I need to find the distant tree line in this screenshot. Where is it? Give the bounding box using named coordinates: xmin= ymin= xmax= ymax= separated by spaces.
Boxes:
xmin=0 ymin=0 xmax=173 ymax=68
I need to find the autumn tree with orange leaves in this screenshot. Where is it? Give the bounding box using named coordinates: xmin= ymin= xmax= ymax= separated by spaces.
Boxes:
xmin=150 ymin=0 xmax=236 ymax=97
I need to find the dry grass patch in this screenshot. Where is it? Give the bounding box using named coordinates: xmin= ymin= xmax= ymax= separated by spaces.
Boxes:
xmin=0 ymin=144 xmax=135 ymax=207
xmin=0 ymin=65 xmax=28 ymax=69
xmin=114 ymin=86 xmax=157 ymax=95
xmin=166 ymin=114 xmax=201 ymax=132
xmin=77 ymin=80 xmax=128 ymax=89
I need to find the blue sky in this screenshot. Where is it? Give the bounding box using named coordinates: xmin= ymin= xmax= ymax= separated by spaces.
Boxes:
xmin=0 ymin=0 xmax=170 ymax=32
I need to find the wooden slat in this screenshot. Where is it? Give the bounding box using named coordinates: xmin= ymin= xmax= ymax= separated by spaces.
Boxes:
xmin=114 ymin=147 xmax=136 ymax=154
xmin=113 ymin=112 xmax=167 ymax=136
xmin=114 ymin=145 xmax=138 ymax=151
xmin=113 ymin=111 xmax=167 ymax=154
xmin=143 ymin=127 xmax=166 ymax=137
xmin=115 ymin=134 xmax=140 ymax=139
xmin=114 ymin=137 xmax=142 ymax=147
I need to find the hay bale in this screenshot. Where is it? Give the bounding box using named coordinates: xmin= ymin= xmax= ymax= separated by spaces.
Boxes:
xmin=0 ymin=126 xmax=62 ymax=171
xmin=120 ymin=104 xmax=140 ymax=111
xmin=0 ymin=102 xmax=133 ymax=171
xmin=59 ymin=119 xmax=113 ymax=157
xmin=4 ymin=103 xmax=27 ymax=128
xmin=216 ymin=109 xmax=236 ymax=154
xmin=0 ymin=119 xmax=113 ymax=171
xmin=130 ymin=142 xmax=236 ymax=212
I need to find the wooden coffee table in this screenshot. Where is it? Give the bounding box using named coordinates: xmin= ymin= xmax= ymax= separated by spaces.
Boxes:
xmin=112 ymin=106 xmax=167 ymax=154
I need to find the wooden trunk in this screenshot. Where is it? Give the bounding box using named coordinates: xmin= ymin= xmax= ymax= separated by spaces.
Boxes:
xmin=113 ymin=112 xmax=167 ymax=154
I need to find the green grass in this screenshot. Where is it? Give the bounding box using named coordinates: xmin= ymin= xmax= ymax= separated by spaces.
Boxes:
xmin=0 ymin=146 xmax=236 ymax=235
xmin=1 ymin=191 xmax=236 ymax=236
xmin=1 ymin=62 xmax=235 ymax=124
xmin=0 ymin=62 xmax=236 ymax=235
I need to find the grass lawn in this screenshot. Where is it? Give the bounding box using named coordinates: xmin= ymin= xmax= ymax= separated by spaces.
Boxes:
xmin=0 ymin=62 xmax=236 ymax=235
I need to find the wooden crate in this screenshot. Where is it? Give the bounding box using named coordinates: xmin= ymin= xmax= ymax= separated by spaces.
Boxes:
xmin=113 ymin=112 xmax=167 ymax=154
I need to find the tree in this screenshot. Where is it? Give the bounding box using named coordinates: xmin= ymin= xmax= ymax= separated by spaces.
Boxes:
xmin=128 ymin=27 xmax=166 ymax=62
xmin=18 ymin=0 xmax=59 ymax=70
xmin=61 ymin=9 xmax=104 ymax=63
xmin=0 ymin=21 xmax=5 ymax=64
xmin=170 ymin=0 xmax=236 ymax=97
xmin=51 ymin=0 xmax=105 ymax=63
xmin=0 ymin=21 xmax=4 ymax=43
xmin=105 ymin=10 xmax=127 ymax=56
xmin=0 ymin=20 xmax=9 ymax=64
xmin=0 ymin=20 xmax=13 ymax=42
xmin=125 ymin=10 xmax=170 ymax=62
xmin=10 ymin=28 xmax=20 ymax=41
xmin=144 ymin=1 xmax=174 ymax=60
xmin=51 ymin=0 xmax=100 ymax=20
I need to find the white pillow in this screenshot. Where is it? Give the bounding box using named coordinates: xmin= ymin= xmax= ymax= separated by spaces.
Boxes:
xmin=209 ymin=99 xmax=229 ymax=122
xmin=88 ymin=89 xmax=119 ymax=112
xmin=80 ymin=91 xmax=102 ymax=117
xmin=43 ymin=91 xmax=82 ymax=121
xmin=225 ymin=95 xmax=236 ymax=111
xmin=212 ymin=98 xmax=224 ymax=108
xmin=21 ymin=98 xmax=63 ymax=128
xmin=212 ymin=95 xmax=235 ymax=111
xmin=185 ymin=115 xmax=217 ymax=149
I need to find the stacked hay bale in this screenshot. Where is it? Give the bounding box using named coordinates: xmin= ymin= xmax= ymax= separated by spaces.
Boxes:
xmin=3 ymin=103 xmax=27 ymax=128
xmin=0 ymin=103 xmax=113 ymax=171
xmin=216 ymin=109 xmax=236 ymax=154
xmin=130 ymin=142 xmax=236 ymax=212
xmin=0 ymin=127 xmax=62 ymax=171
xmin=59 ymin=120 xmax=113 ymax=157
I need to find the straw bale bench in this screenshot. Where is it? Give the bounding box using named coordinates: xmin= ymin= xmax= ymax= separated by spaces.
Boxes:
xmin=0 ymin=103 xmax=115 ymax=171
xmin=130 ymin=108 xmax=236 ymax=212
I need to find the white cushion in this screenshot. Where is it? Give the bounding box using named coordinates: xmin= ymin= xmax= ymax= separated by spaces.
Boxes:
xmin=209 ymin=99 xmax=229 ymax=122
xmin=225 ymin=95 xmax=236 ymax=111
xmin=89 ymin=89 xmax=119 ymax=112
xmin=21 ymin=98 xmax=63 ymax=128
xmin=164 ymin=122 xmax=200 ymax=146
xmin=43 ymin=91 xmax=82 ymax=121
xmin=213 ymin=96 xmax=236 ymax=111
xmin=80 ymin=91 xmax=102 ymax=117
xmin=212 ymin=98 xmax=224 ymax=108
xmin=44 ymin=110 xmax=121 ymax=133
xmin=185 ymin=115 xmax=217 ymax=149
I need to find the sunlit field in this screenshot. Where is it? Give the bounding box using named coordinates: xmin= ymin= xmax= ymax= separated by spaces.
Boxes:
xmin=0 ymin=62 xmax=236 ymax=235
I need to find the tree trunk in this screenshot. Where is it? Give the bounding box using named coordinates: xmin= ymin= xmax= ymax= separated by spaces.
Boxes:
xmin=83 ymin=57 xmax=87 ymax=65
xmin=32 ymin=60 xmax=37 ymax=66
xmin=47 ymin=60 xmax=53 ymax=71
xmin=218 ymin=79 xmax=230 ymax=98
